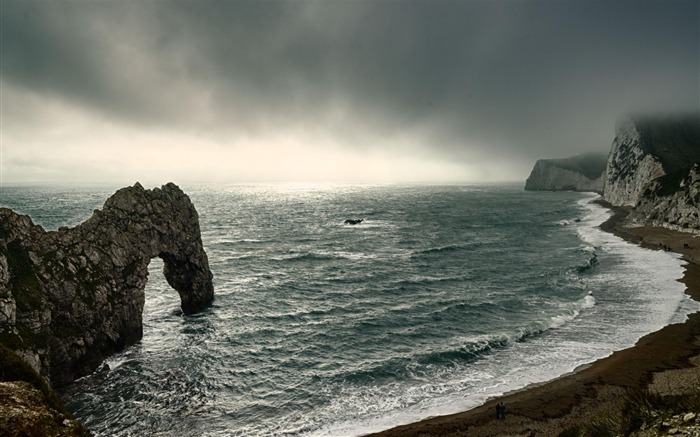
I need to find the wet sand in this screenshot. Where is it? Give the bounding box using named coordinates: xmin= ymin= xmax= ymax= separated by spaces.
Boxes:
xmin=370 ymin=201 xmax=700 ymax=437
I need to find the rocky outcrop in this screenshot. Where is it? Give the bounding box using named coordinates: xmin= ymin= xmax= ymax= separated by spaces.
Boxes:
xmin=0 ymin=381 xmax=88 ymax=437
xmin=0 ymin=343 xmax=90 ymax=436
xmin=603 ymin=115 xmax=700 ymax=206
xmin=525 ymin=153 xmax=607 ymax=193
xmin=0 ymin=182 xmax=214 ymax=387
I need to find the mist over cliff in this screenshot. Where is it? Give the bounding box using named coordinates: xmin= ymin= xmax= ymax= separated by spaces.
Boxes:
xmin=527 ymin=113 xmax=700 ymax=232
xmin=524 ymin=153 xmax=607 ymax=193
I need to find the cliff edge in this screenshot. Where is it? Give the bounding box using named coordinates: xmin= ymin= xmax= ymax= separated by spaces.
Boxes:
xmin=602 ymin=114 xmax=700 ymax=233
xmin=524 ymin=153 xmax=607 ymax=193
xmin=526 ymin=114 xmax=699 ymax=233
xmin=0 ymin=182 xmax=214 ymax=388
xmin=603 ymin=114 xmax=700 ymax=206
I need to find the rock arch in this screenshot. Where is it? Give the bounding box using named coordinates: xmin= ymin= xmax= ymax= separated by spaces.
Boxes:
xmin=0 ymin=183 xmax=214 ymax=386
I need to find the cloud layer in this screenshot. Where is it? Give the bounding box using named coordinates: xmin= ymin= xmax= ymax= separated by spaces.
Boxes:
xmin=2 ymin=0 xmax=698 ymax=184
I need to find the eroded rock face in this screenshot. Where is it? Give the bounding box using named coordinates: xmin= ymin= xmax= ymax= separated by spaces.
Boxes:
xmin=629 ymin=163 xmax=700 ymax=233
xmin=603 ymin=115 xmax=700 ymax=206
xmin=0 ymin=182 xmax=214 ymax=387
xmin=603 ymin=117 xmax=666 ymax=206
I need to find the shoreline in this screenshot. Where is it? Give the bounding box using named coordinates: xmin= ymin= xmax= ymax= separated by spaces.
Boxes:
xmin=370 ymin=200 xmax=700 ymax=437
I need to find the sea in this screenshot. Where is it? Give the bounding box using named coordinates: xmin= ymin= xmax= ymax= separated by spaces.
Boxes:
xmin=1 ymin=183 xmax=698 ymax=437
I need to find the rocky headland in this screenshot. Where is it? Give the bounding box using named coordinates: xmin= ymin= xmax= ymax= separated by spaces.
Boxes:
xmin=604 ymin=115 xmax=700 ymax=233
xmin=526 ymin=114 xmax=699 ymax=234
xmin=524 ymin=152 xmax=608 ymax=193
xmin=0 ymin=182 xmax=214 ymax=436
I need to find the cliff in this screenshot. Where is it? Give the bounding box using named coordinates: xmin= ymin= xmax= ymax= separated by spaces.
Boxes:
xmin=603 ymin=115 xmax=700 ymax=206
xmin=628 ymin=163 xmax=700 ymax=233
xmin=524 ymin=153 xmax=607 ymax=193
xmin=526 ymin=114 xmax=699 ymax=233
xmin=0 ymin=182 xmax=214 ymax=388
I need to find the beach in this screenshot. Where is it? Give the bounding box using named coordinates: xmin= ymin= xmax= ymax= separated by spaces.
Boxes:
xmin=371 ymin=202 xmax=700 ymax=437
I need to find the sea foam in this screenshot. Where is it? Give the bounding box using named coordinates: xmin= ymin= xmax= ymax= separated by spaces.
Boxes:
xmin=312 ymin=194 xmax=700 ymax=437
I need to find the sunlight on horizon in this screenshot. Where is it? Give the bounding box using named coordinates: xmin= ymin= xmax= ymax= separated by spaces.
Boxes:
xmin=1 ymin=88 xmax=526 ymax=185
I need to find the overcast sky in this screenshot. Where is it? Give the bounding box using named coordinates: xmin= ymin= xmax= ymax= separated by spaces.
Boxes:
xmin=1 ymin=0 xmax=698 ymax=185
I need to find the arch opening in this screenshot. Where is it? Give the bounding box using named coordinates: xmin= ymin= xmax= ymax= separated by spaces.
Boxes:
xmin=144 ymin=257 xmax=179 ymax=318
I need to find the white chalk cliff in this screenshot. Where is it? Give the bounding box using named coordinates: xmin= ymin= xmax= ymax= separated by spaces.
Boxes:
xmin=629 ymin=163 xmax=700 ymax=233
xmin=602 ymin=114 xmax=700 ymax=232
xmin=525 ymin=153 xmax=606 ymax=193
xmin=603 ymin=115 xmax=700 ymax=207
xmin=527 ymin=114 xmax=700 ymax=233
xmin=602 ymin=117 xmax=666 ymax=206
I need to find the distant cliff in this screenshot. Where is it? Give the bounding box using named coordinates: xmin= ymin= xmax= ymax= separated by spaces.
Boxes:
xmin=0 ymin=183 xmax=214 ymax=387
xmin=527 ymin=114 xmax=700 ymax=233
xmin=603 ymin=115 xmax=700 ymax=206
xmin=524 ymin=153 xmax=607 ymax=193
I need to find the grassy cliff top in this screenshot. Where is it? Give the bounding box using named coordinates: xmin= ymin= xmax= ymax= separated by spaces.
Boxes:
xmin=544 ymin=152 xmax=608 ymax=180
xmin=632 ymin=114 xmax=700 ymax=173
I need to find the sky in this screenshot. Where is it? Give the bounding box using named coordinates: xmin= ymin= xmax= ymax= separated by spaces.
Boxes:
xmin=1 ymin=0 xmax=698 ymax=185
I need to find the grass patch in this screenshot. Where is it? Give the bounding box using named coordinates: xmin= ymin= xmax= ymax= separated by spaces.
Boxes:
xmin=0 ymin=343 xmax=65 ymax=416
xmin=548 ymin=153 xmax=608 ymax=180
xmin=5 ymin=240 xmax=43 ymax=312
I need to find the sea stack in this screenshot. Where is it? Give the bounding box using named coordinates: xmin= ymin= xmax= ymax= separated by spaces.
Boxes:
xmin=0 ymin=182 xmax=214 ymax=387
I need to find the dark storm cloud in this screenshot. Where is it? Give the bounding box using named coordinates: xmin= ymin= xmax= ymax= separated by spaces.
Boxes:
xmin=2 ymin=0 xmax=698 ymax=163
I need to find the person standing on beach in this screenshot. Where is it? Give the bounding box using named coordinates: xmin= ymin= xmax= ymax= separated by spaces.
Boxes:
xmin=496 ymin=402 xmax=506 ymax=420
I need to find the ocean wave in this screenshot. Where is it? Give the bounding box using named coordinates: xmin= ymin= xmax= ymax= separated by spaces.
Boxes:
xmin=425 ymin=300 xmax=501 ymax=321
xmin=549 ymin=295 xmax=595 ymax=328
xmin=410 ymin=244 xmax=471 ymax=258
xmin=390 ymin=274 xmax=470 ymax=288
xmin=335 ymin=294 xmax=597 ymax=386
xmin=271 ymin=252 xmax=339 ymax=262
xmin=263 ymin=305 xmax=352 ymax=324
xmin=211 ymin=238 xmax=266 ymax=247
xmin=575 ymin=253 xmax=598 ymax=273
xmin=270 ymin=250 xmax=376 ymax=263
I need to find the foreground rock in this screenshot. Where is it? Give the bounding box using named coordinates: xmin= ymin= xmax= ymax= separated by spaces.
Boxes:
xmin=0 ymin=343 xmax=91 ymax=436
xmin=0 ymin=381 xmax=88 ymax=437
xmin=0 ymin=182 xmax=214 ymax=387
xmin=524 ymin=152 xmax=607 ymax=193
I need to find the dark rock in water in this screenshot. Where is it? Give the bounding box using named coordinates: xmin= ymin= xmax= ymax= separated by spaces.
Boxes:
xmin=344 ymin=219 xmax=363 ymax=225
xmin=0 ymin=182 xmax=214 ymax=387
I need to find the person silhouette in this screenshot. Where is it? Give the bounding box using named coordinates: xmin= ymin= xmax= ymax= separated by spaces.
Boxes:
xmin=495 ymin=402 xmax=506 ymax=419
